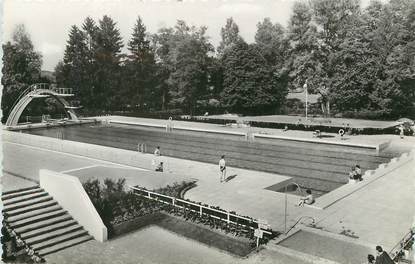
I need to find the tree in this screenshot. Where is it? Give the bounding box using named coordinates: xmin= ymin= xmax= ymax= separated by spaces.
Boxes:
xmin=255 ymin=18 xmax=287 ymax=66
xmin=287 ymin=0 xmax=361 ymax=117
xmin=217 ymin=17 xmax=242 ymax=56
xmin=124 ymin=16 xmax=156 ymax=110
xmin=366 ymin=0 xmax=415 ymax=117
xmin=62 ymin=25 xmax=90 ymax=104
xmin=221 ymin=40 xmax=287 ymax=114
xmin=1 ymin=24 xmax=42 ymax=122
xmin=94 ymin=15 xmax=124 ymax=109
xmin=82 ymin=17 xmax=99 ymax=107
xmin=328 ymin=0 xmax=415 ymax=117
xmin=153 ymin=21 xmax=214 ymax=114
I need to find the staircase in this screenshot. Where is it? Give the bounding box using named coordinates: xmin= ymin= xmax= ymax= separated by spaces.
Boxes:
xmin=2 ymin=186 xmax=93 ymax=260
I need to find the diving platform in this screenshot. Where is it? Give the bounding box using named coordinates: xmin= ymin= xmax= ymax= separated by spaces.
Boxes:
xmin=5 ymin=83 xmax=80 ymax=127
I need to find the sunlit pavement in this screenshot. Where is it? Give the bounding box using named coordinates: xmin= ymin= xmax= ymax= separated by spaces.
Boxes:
xmin=3 ymin=121 xmax=415 ymax=262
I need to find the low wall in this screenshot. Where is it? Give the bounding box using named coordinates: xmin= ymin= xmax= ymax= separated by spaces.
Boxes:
xmin=39 ymin=169 xmax=108 ymax=242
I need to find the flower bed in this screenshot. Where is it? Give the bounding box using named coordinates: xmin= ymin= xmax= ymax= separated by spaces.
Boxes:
xmin=83 ymin=178 xmax=278 ymax=247
xmin=153 ymin=181 xmax=197 ymax=198
xmin=1 ymin=224 xmax=41 ymax=263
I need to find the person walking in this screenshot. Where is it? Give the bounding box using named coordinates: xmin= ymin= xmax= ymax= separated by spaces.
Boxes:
xmin=219 ymin=155 xmax=226 ymax=183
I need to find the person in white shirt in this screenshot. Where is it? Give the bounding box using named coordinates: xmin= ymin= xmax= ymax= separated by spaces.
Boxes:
xmin=154 ymin=146 xmax=161 ymax=156
xmin=219 ymin=155 xmax=226 ymax=183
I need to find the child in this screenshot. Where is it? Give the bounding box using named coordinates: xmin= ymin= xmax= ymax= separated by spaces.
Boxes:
xmin=298 ymin=189 xmax=314 ymax=206
xmin=155 ymin=162 xmax=164 ymax=172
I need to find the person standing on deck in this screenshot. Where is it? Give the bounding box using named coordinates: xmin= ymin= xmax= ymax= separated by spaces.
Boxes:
xmin=152 ymin=146 xmax=161 ymax=169
xmin=399 ymin=125 xmax=404 ymax=139
xmin=219 ymin=155 xmax=226 ymax=183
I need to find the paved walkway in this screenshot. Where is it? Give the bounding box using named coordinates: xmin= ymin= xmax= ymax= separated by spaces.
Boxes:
xmin=2 ymin=142 xmax=191 ymax=189
xmin=3 ymin=121 xmax=415 ymax=263
xmin=44 ymin=226 xmax=310 ymax=264
xmin=4 ymin=138 xmax=414 ymax=250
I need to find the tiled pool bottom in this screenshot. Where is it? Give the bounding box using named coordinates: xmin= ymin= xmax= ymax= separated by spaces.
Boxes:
xmin=278 ymin=230 xmax=372 ymax=264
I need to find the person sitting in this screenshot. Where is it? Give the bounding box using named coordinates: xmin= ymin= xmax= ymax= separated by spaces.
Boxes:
xmin=298 ymin=189 xmax=314 ymax=206
xmin=354 ymin=165 xmax=362 ymax=181
xmin=155 ymin=162 xmax=164 ymax=172
xmin=154 ymin=146 xmax=161 ymax=156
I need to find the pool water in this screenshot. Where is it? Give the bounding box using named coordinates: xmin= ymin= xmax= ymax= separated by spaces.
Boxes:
xmin=278 ymin=230 xmax=372 ymax=264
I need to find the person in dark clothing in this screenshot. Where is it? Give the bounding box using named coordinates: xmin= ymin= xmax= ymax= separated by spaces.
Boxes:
xmin=367 ymin=254 xmax=375 ymax=264
xmin=375 ymin=246 xmax=394 ymax=264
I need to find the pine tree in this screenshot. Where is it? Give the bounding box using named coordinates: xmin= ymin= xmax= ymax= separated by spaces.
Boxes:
xmin=94 ymin=15 xmax=124 ymax=109
xmin=81 ymin=17 xmax=99 ymax=107
xmin=125 ymin=16 xmax=156 ymax=110
xmin=62 ymin=25 xmax=90 ymax=104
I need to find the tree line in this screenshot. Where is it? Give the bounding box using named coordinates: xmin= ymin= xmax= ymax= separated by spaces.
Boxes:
xmin=2 ymin=0 xmax=415 ymax=121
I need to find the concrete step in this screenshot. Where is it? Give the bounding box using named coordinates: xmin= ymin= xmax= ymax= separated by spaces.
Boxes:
xmin=21 ymin=219 xmax=78 ymax=240
xmin=10 ymin=210 xmax=67 ymax=229
xmin=5 ymin=200 xmax=58 ymax=217
xmin=3 ymin=196 xmax=53 ymax=212
xmin=1 ymin=185 xmax=40 ymax=196
xmin=15 ymin=214 xmax=73 ymax=235
xmin=2 ymin=187 xmax=44 ymax=201
xmin=26 ymin=224 xmax=83 ymax=245
xmin=3 ymin=191 xmax=48 ymax=207
xmin=32 ymin=229 xmax=89 ymax=251
xmin=37 ymin=235 xmax=93 ymax=257
xmin=7 ymin=205 xmax=62 ymax=223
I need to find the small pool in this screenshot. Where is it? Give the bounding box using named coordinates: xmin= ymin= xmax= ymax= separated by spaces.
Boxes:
xmin=265 ymin=182 xmax=326 ymax=198
xmin=278 ymin=230 xmax=372 ymax=264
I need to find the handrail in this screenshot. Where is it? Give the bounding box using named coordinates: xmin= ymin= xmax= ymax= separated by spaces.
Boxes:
xmin=390 ymin=229 xmax=414 ymax=260
xmin=8 ymin=85 xmax=33 ymax=117
xmin=129 ymin=186 xmax=272 ymax=233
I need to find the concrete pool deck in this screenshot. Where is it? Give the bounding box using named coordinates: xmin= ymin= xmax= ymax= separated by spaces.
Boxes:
xmin=2 ymin=118 xmax=415 ymax=263
xmin=94 ymin=115 xmax=410 ymax=152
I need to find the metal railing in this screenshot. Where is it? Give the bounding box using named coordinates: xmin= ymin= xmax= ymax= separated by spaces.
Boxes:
xmin=130 ymin=186 xmax=272 ymax=234
xmin=390 ymin=229 xmax=414 ymax=261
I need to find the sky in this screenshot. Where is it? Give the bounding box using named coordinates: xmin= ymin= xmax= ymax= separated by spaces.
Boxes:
xmin=2 ymin=0 xmax=375 ymax=71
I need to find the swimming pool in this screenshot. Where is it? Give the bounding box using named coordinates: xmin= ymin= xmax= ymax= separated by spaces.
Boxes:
xmin=22 ymin=123 xmax=392 ymax=193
